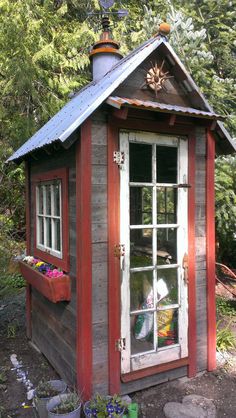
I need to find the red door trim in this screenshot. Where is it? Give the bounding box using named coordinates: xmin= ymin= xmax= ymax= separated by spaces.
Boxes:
xmin=206 ymin=129 xmax=216 ymax=371
xmin=121 ymin=357 xmax=189 ymax=382
xmin=187 ymin=134 xmax=197 ymax=377
xmin=108 ymin=120 xmax=121 ymax=394
xmin=25 ymin=160 xmax=32 ymax=339
xmin=76 ymin=120 xmax=92 ymax=399
xmin=108 ymin=116 xmax=197 ymax=390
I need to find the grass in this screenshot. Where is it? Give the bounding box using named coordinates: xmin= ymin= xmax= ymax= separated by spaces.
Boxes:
xmin=216 ymin=297 xmax=236 ymax=353
xmin=216 ymin=319 xmax=236 ymax=352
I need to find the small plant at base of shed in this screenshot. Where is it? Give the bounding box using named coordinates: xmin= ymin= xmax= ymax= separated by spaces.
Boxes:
xmin=84 ymin=394 xmax=127 ymax=417
xmin=216 ymin=319 xmax=236 ymax=352
xmin=36 ymin=380 xmax=64 ymax=398
xmin=50 ymin=392 xmax=81 ymax=414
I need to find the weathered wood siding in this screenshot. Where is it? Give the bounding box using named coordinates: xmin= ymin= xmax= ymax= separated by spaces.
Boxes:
xmin=114 ymin=49 xmax=195 ymax=108
xmin=91 ymin=111 xmax=109 ymax=394
xmin=29 ymin=145 xmax=77 ymax=386
xmin=195 ymin=127 xmax=207 ymax=371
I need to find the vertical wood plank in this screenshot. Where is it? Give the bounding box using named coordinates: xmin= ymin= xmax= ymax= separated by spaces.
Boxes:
xmin=25 ymin=160 xmax=32 ymax=339
xmin=206 ymin=129 xmax=216 ymax=371
xmin=76 ymin=120 xmax=92 ymax=399
xmin=108 ymin=120 xmax=121 ymax=394
xmin=187 ymin=134 xmax=197 ymax=377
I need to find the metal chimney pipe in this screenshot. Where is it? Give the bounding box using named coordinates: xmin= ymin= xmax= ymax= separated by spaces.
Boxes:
xmin=89 ymin=17 xmax=123 ymax=82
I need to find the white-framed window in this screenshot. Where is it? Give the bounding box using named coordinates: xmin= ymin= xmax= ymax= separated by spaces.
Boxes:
xmin=36 ymin=180 xmax=62 ymax=259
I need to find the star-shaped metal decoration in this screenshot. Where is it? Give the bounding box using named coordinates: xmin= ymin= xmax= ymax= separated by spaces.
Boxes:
xmin=99 ymin=0 xmax=115 ymax=10
xmin=141 ymin=60 xmax=174 ymax=97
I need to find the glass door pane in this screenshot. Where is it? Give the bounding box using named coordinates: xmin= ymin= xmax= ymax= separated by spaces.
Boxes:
xmin=120 ymin=131 xmax=188 ymax=374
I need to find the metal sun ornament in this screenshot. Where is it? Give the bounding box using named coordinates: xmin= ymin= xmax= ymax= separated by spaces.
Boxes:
xmin=144 ymin=60 xmax=174 ymax=97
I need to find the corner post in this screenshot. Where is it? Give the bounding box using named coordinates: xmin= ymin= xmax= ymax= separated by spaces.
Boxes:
xmin=25 ymin=160 xmax=32 ymax=339
xmin=206 ymin=128 xmax=216 ymax=371
xmin=188 ymin=133 xmax=197 ymax=377
xmin=76 ymin=119 xmax=92 ymax=399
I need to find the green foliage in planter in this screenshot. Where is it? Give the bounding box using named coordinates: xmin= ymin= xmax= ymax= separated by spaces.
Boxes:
xmin=216 ymin=319 xmax=236 ymax=352
xmin=51 ymin=393 xmax=81 ymax=414
xmin=36 ymin=381 xmax=64 ymax=399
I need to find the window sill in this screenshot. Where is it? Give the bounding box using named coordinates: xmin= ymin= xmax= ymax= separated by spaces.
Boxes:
xmin=19 ymin=261 xmax=71 ymax=303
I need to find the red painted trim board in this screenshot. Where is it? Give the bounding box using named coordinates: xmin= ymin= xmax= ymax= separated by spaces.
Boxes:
xmin=187 ymin=134 xmax=197 ymax=377
xmin=121 ymin=358 xmax=189 ymax=382
xmin=206 ymin=129 xmax=216 ymax=371
xmin=76 ymin=120 xmax=92 ymax=400
xmin=25 ymin=160 xmax=32 ymax=339
xmin=32 ymin=168 xmax=69 ymax=272
xmin=108 ymin=120 xmax=121 ymax=394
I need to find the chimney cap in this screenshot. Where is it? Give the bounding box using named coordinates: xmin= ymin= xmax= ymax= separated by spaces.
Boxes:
xmin=157 ymin=22 xmax=171 ymax=37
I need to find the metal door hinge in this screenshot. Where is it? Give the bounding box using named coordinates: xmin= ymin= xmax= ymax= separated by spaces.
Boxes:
xmin=114 ymin=244 xmax=125 ymax=258
xmin=182 ymin=252 xmax=189 ymax=285
xmin=113 ymin=151 xmax=125 ymax=167
xmin=115 ymin=338 xmax=126 ymax=352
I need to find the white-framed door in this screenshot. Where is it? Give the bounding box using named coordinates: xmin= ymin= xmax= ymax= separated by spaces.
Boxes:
xmin=120 ymin=130 xmax=188 ymax=374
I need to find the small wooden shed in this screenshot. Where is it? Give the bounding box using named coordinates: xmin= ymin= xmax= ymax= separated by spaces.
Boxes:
xmin=9 ymin=21 xmax=235 ymax=399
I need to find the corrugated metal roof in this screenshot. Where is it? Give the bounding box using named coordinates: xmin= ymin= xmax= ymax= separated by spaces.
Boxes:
xmin=106 ymin=96 xmax=223 ymax=119
xmin=8 ymin=36 xmax=164 ymax=162
xmin=8 ymin=33 xmax=235 ymax=162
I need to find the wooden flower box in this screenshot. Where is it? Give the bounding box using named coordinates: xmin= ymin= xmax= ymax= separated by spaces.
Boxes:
xmin=19 ymin=261 xmax=71 ymax=303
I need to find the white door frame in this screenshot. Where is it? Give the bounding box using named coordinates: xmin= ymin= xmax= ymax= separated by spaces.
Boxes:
xmin=120 ymin=130 xmax=188 ymax=374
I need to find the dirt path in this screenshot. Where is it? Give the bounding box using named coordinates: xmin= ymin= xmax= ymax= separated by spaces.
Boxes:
xmin=0 ymin=290 xmax=236 ymax=417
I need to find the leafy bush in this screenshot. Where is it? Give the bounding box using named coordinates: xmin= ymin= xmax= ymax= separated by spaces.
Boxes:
xmin=216 ymin=297 xmax=236 ymax=317
xmin=0 ymin=273 xmax=25 ymax=298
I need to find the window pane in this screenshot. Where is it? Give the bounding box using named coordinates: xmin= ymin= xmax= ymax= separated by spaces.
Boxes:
xmin=157 ymin=309 xmax=178 ymax=348
xmin=157 ymin=187 xmax=177 ymax=224
xmin=130 ymin=187 xmax=152 ymax=226
xmin=46 ymin=218 xmax=52 ymax=248
xmin=131 ymin=313 xmax=154 ymax=354
xmin=156 ymin=146 xmax=177 ymax=183
xmin=157 ymin=228 xmax=177 ymax=264
xmin=157 ymin=268 xmax=178 ymax=306
xmin=130 ymin=229 xmax=152 ymax=268
xmin=38 ymin=186 xmax=44 ymax=215
xmin=130 ymin=143 xmax=152 ymax=183
xmin=130 ymin=271 xmax=154 ymax=312
xmin=54 ymin=219 xmax=61 ymax=251
xmin=45 ymin=185 xmax=51 ymax=215
xmin=53 ymin=183 xmax=61 ymax=216
xmin=38 ymin=216 xmax=44 ymax=245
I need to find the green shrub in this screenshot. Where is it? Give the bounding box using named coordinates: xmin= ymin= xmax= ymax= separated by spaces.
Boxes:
xmin=216 ymin=297 xmax=236 ymax=317
xmin=0 ymin=273 xmax=25 ymax=297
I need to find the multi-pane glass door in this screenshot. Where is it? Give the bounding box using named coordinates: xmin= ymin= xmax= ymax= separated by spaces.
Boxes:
xmin=120 ymin=131 xmax=188 ymax=374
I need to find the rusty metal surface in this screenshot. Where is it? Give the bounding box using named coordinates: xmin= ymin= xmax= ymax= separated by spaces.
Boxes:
xmin=106 ymin=96 xmax=222 ymax=119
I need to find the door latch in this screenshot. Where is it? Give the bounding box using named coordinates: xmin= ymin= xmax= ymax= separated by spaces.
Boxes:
xmin=182 ymin=253 xmax=189 ymax=285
